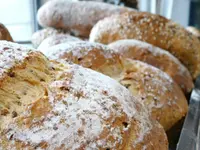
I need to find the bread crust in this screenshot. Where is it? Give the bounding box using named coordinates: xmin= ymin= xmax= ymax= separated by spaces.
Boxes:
xmin=31 ymin=28 xmax=69 ymax=48
xmin=41 ymin=41 xmax=188 ymax=130
xmin=38 ymin=34 xmax=81 ymax=50
xmin=0 ymin=41 xmax=168 ymax=149
xmin=108 ymin=39 xmax=194 ymax=94
xmin=37 ymin=0 xmax=136 ymax=38
xmin=89 ymin=12 xmax=200 ymax=79
xmin=0 ymin=23 xmax=13 ymax=41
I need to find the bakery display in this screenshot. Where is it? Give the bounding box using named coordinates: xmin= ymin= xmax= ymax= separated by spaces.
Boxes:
xmin=38 ymin=34 xmax=82 ymax=50
xmin=108 ymin=39 xmax=194 ymax=94
xmin=0 ymin=23 xmax=13 ymax=41
xmin=31 ymin=28 xmax=69 ymax=48
xmin=40 ymin=41 xmax=188 ymax=130
xmin=89 ymin=12 xmax=200 ymax=79
xmin=37 ymin=0 xmax=136 ymax=38
xmin=0 ymin=41 xmax=168 ymax=149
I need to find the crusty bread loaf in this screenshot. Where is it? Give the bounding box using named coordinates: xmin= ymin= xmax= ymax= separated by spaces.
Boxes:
xmin=37 ymin=0 xmax=136 ymax=38
xmin=38 ymin=34 xmax=82 ymax=50
xmin=108 ymin=39 xmax=194 ymax=94
xmin=41 ymin=41 xmax=188 ymax=130
xmin=0 ymin=23 xmax=13 ymax=41
xmin=31 ymin=28 xmax=69 ymax=48
xmin=0 ymin=41 xmax=168 ymax=149
xmin=89 ymin=12 xmax=200 ymax=79
xmin=186 ymin=26 xmax=200 ymax=39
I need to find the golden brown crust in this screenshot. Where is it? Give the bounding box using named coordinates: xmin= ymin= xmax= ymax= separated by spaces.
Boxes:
xmin=42 ymin=41 xmax=188 ymax=130
xmin=108 ymin=39 xmax=194 ymax=94
xmin=0 ymin=23 xmax=13 ymax=41
xmin=37 ymin=0 xmax=136 ymax=38
xmin=0 ymin=41 xmax=168 ymax=149
xmin=89 ymin=12 xmax=200 ymax=79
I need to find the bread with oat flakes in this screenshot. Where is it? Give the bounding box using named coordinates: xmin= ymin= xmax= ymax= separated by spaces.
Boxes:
xmin=41 ymin=41 xmax=188 ymax=130
xmin=89 ymin=12 xmax=200 ymax=79
xmin=108 ymin=39 xmax=194 ymax=94
xmin=0 ymin=41 xmax=168 ymax=149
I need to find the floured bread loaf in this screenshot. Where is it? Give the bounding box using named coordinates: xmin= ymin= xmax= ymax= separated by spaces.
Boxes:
xmin=0 ymin=41 xmax=168 ymax=149
xmin=89 ymin=12 xmax=200 ymax=79
xmin=0 ymin=23 xmax=13 ymax=41
xmin=41 ymin=41 xmax=188 ymax=130
xmin=108 ymin=39 xmax=193 ymax=94
xmin=37 ymin=0 xmax=136 ymax=38
xmin=38 ymin=34 xmax=82 ymax=50
xmin=31 ymin=28 xmax=69 ymax=48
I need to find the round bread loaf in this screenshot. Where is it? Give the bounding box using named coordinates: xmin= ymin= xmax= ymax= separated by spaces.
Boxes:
xmin=0 ymin=23 xmax=13 ymax=41
xmin=41 ymin=41 xmax=188 ymax=130
xmin=38 ymin=34 xmax=82 ymax=50
xmin=37 ymin=0 xmax=136 ymax=38
xmin=89 ymin=12 xmax=200 ymax=79
xmin=186 ymin=26 xmax=200 ymax=40
xmin=31 ymin=28 xmax=69 ymax=48
xmin=0 ymin=41 xmax=168 ymax=149
xmin=108 ymin=39 xmax=194 ymax=94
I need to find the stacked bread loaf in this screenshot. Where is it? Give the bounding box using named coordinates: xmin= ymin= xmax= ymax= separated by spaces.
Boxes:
xmin=4 ymin=0 xmax=199 ymax=149
xmin=40 ymin=41 xmax=188 ymax=131
xmin=0 ymin=41 xmax=168 ymax=149
xmin=32 ymin=0 xmax=136 ymax=48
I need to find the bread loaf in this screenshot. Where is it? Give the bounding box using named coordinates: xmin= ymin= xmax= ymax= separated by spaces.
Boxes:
xmin=37 ymin=0 xmax=136 ymax=38
xmin=0 ymin=41 xmax=168 ymax=149
xmin=108 ymin=39 xmax=193 ymax=94
xmin=0 ymin=23 xmax=13 ymax=41
xmin=31 ymin=28 xmax=69 ymax=48
xmin=38 ymin=34 xmax=82 ymax=50
xmin=89 ymin=12 xmax=200 ymax=79
xmin=41 ymin=41 xmax=188 ymax=130
xmin=186 ymin=26 xmax=200 ymax=39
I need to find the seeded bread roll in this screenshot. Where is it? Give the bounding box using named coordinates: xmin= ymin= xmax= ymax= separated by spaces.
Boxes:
xmin=31 ymin=28 xmax=69 ymax=48
xmin=186 ymin=26 xmax=200 ymax=39
xmin=0 ymin=41 xmax=168 ymax=149
xmin=108 ymin=39 xmax=193 ymax=94
xmin=37 ymin=0 xmax=136 ymax=38
xmin=89 ymin=12 xmax=200 ymax=79
xmin=0 ymin=23 xmax=13 ymax=41
xmin=38 ymin=34 xmax=82 ymax=50
xmin=41 ymin=41 xmax=188 ymax=130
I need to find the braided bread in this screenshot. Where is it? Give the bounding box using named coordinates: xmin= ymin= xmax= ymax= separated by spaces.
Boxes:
xmin=89 ymin=12 xmax=200 ymax=79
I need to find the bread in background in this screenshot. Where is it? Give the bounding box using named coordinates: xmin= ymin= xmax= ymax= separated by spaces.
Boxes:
xmin=38 ymin=34 xmax=82 ymax=50
xmin=108 ymin=39 xmax=193 ymax=94
xmin=37 ymin=0 xmax=136 ymax=38
xmin=31 ymin=27 xmax=69 ymax=48
xmin=0 ymin=23 xmax=13 ymax=41
xmin=89 ymin=12 xmax=200 ymax=79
